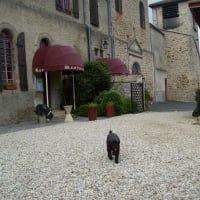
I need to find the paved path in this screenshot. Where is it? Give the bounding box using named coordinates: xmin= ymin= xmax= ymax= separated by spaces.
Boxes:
xmin=0 ymin=101 xmax=196 ymax=134
xmin=150 ymin=101 xmax=196 ymax=112
xmin=0 ymin=110 xmax=199 ymax=199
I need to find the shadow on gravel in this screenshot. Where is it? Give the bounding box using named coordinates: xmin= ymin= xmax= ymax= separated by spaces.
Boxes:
xmin=149 ymin=101 xmax=196 ymax=112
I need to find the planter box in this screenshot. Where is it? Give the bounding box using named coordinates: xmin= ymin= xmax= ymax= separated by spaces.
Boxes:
xmin=106 ymin=104 xmax=114 ymax=117
xmin=88 ymin=106 xmax=97 ymax=121
xmin=3 ymin=84 xmax=17 ymax=90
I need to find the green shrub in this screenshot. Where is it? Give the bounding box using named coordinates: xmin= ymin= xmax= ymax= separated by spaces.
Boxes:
xmin=121 ymin=97 xmax=132 ymax=114
xmin=94 ymin=90 xmax=123 ymax=115
xmin=76 ymin=104 xmax=88 ymax=116
xmin=145 ymin=89 xmax=152 ymax=110
xmin=192 ymin=89 xmax=200 ymax=119
xmin=78 ymin=61 xmax=110 ymax=105
xmin=77 ymin=103 xmax=105 ymax=117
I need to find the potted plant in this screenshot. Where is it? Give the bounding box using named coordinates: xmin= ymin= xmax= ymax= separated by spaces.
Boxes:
xmin=88 ymin=103 xmax=97 ymax=121
xmin=3 ymin=82 xmax=17 ymax=90
xmin=105 ymin=101 xmax=114 ymax=117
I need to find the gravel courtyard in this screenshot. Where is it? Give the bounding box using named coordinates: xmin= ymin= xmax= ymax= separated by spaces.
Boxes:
xmin=0 ymin=111 xmax=200 ymax=200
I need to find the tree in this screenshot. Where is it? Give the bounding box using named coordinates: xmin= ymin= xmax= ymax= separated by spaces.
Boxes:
xmin=192 ymin=89 xmax=200 ymax=120
xmin=77 ymin=61 xmax=110 ymax=105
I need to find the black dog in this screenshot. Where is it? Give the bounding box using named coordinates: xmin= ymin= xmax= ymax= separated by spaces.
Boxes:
xmin=106 ymin=130 xmax=120 ymax=163
xmin=34 ymin=104 xmax=54 ymax=120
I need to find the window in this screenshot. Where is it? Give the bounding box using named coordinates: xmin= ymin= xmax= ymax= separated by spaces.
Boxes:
xmin=56 ymin=0 xmax=71 ymax=15
xmin=132 ymin=63 xmax=141 ymax=74
xmin=73 ymin=0 xmax=79 ymax=18
xmin=40 ymin=38 xmax=50 ymax=47
xmin=139 ymin=2 xmax=145 ymax=29
xmin=162 ymin=3 xmax=179 ymax=29
xmin=0 ymin=30 xmax=14 ymax=83
xmin=90 ymin=0 xmax=99 ymax=27
xmin=115 ymin=0 xmax=122 ymax=14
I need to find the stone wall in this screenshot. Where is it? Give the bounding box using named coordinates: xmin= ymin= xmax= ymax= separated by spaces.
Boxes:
xmin=165 ymin=31 xmax=200 ymax=101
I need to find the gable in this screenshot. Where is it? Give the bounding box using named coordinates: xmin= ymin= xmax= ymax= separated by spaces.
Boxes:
xmin=128 ymin=40 xmax=143 ymax=56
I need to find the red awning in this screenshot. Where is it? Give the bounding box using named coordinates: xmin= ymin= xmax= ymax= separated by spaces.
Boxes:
xmin=97 ymin=57 xmax=129 ymax=75
xmin=32 ymin=45 xmax=84 ymax=73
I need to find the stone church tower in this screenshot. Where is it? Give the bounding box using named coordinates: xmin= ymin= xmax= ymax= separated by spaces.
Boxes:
xmin=150 ymin=0 xmax=200 ymax=101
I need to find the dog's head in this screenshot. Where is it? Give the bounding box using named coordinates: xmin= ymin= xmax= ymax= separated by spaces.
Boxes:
xmin=46 ymin=110 xmax=54 ymax=120
xmin=35 ymin=104 xmax=53 ymax=120
xmin=107 ymin=130 xmax=120 ymax=146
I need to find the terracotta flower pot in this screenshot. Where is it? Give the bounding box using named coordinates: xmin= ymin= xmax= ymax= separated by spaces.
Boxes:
xmin=3 ymin=83 xmax=17 ymax=90
xmin=106 ymin=103 xmax=114 ymax=117
xmin=88 ymin=106 xmax=97 ymax=121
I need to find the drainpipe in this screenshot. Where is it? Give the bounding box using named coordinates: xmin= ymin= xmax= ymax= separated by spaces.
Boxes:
xmin=107 ymin=0 xmax=115 ymax=57
xmin=83 ymin=0 xmax=92 ymax=61
xmin=149 ymin=24 xmax=156 ymax=102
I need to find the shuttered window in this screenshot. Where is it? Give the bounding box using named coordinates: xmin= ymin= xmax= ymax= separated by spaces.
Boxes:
xmin=0 ymin=31 xmax=14 ymax=85
xmin=90 ymin=0 xmax=99 ymax=27
xmin=162 ymin=3 xmax=179 ymax=29
xmin=73 ymin=0 xmax=79 ymax=18
xmin=115 ymin=0 xmax=122 ymax=14
xmin=56 ymin=0 xmax=71 ymax=15
xmin=17 ymin=32 xmax=28 ymax=91
xmin=139 ymin=2 xmax=145 ymax=29
xmin=163 ymin=3 xmax=179 ymax=19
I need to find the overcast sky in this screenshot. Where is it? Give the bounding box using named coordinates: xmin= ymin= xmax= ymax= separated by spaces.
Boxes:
xmin=148 ymin=0 xmax=158 ymax=22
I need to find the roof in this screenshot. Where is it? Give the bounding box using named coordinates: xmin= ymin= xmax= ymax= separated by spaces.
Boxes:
xmin=149 ymin=0 xmax=188 ymax=8
xmin=189 ymin=0 xmax=200 ymax=26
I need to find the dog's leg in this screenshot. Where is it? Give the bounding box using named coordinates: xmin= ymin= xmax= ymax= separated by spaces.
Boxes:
xmin=115 ymin=154 xmax=119 ymax=163
xmin=115 ymin=149 xmax=119 ymax=163
xmin=107 ymin=147 xmax=113 ymax=160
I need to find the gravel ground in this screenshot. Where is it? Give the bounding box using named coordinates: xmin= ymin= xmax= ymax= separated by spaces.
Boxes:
xmin=0 ymin=111 xmax=200 ymax=200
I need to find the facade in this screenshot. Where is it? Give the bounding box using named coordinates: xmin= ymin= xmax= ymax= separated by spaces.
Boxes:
xmin=150 ymin=0 xmax=200 ymax=102
xmin=0 ymin=0 xmax=199 ymax=125
xmin=0 ymin=0 xmax=152 ymax=125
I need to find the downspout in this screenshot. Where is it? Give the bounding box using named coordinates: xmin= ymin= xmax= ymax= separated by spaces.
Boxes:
xmin=149 ymin=24 xmax=156 ymax=102
xmin=83 ymin=0 xmax=92 ymax=61
xmin=107 ymin=0 xmax=115 ymax=57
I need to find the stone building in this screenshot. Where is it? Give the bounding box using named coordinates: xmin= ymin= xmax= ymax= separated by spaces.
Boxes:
xmin=150 ymin=0 xmax=200 ymax=102
xmin=0 ymin=0 xmax=152 ymax=125
xmin=0 ymin=0 xmax=199 ymax=125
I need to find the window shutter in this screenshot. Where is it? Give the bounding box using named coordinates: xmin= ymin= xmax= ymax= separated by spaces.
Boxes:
xmin=115 ymin=0 xmax=122 ymax=14
xmin=163 ymin=3 xmax=179 ymax=19
xmin=17 ymin=32 xmax=28 ymax=91
xmin=73 ymin=0 xmax=79 ymax=18
xmin=140 ymin=2 xmax=145 ymax=29
xmin=90 ymin=0 xmax=99 ymax=27
xmin=0 ymin=34 xmax=3 ymax=92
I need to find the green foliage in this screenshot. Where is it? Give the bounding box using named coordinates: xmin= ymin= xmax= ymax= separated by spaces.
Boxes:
xmin=76 ymin=103 xmax=105 ymax=117
xmin=194 ymin=89 xmax=200 ymax=103
xmin=78 ymin=61 xmax=110 ymax=105
xmin=192 ymin=89 xmax=200 ymax=119
xmin=145 ymin=89 xmax=152 ymax=110
xmin=94 ymin=90 xmax=135 ymax=115
xmin=94 ymin=90 xmax=123 ymax=115
xmin=76 ymin=104 xmax=88 ymax=116
xmin=121 ymin=96 xmax=132 ymax=114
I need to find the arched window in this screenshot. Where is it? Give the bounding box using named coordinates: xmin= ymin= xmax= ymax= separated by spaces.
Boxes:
xmin=132 ymin=62 xmax=141 ymax=74
xmin=0 ymin=29 xmax=14 ymax=84
xmin=139 ymin=2 xmax=145 ymax=29
xmin=40 ymin=38 xmax=50 ymax=47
